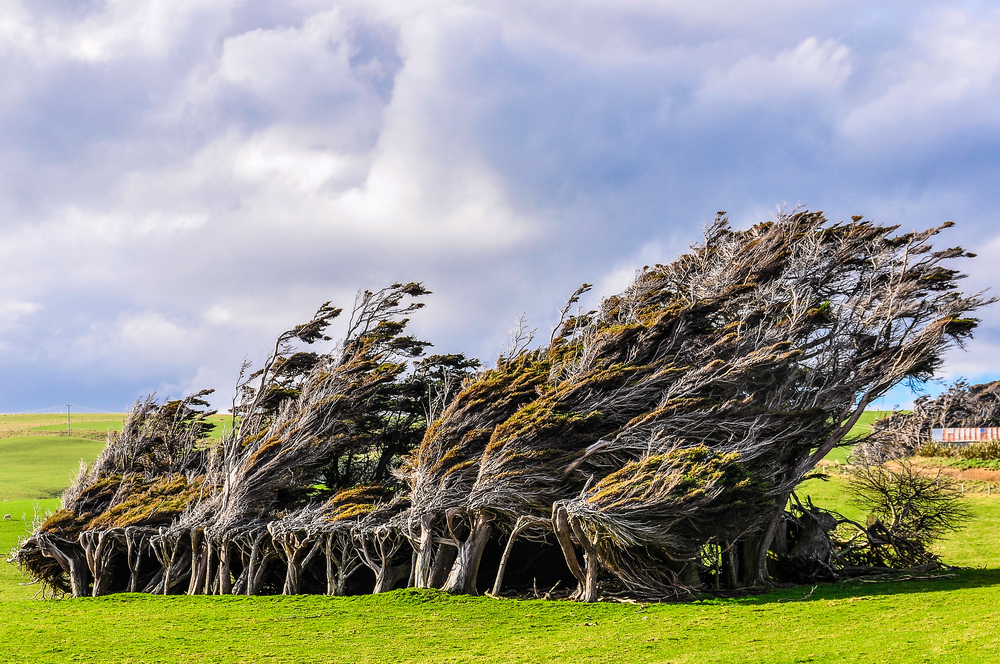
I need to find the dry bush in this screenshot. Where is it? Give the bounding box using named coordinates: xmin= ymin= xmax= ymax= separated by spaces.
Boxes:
xmin=915 ymin=442 xmax=955 ymax=458
xmin=838 ymin=461 xmax=971 ymax=569
xmin=957 ymin=441 xmax=1000 ymax=460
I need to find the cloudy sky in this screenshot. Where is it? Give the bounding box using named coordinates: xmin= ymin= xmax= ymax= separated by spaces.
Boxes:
xmin=1 ymin=0 xmax=999 ymax=412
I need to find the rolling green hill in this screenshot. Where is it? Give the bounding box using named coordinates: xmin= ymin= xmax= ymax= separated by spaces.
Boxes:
xmin=0 ymin=437 xmax=105 ymax=501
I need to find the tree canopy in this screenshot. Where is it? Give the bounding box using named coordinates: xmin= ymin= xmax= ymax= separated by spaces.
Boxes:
xmin=12 ymin=210 xmax=989 ymax=601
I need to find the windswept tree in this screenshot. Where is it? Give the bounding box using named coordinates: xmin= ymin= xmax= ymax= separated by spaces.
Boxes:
xmin=406 ymin=210 xmax=988 ymax=599
xmin=855 ymin=379 xmax=1000 ymax=462
xmin=402 ymin=350 xmax=552 ymax=592
xmin=12 ymin=209 xmax=990 ymax=602
xmin=14 ymin=283 xmax=475 ymax=597
xmin=15 ymin=391 xmax=218 ymax=597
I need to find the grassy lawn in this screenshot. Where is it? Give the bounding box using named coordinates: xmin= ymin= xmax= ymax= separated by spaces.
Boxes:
xmin=797 ymin=475 xmax=1000 ymax=568
xmin=2 ymin=409 xmax=1000 ymax=662
xmin=1 ymin=498 xmax=60 ymax=601
xmin=4 ymin=479 xmax=1000 ymax=663
xmin=0 ymin=437 xmax=106 ymax=501
xmin=0 ymin=412 xmax=126 ymax=435
xmin=0 ymin=574 xmax=998 ymax=663
xmin=815 ymin=410 xmax=894 ymax=466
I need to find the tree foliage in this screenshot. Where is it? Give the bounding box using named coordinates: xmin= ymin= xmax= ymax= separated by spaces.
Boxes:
xmin=856 ymin=379 xmax=1000 ymax=462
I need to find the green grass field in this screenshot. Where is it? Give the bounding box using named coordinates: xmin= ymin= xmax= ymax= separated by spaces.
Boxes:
xmin=0 ymin=412 xmax=126 ymax=435
xmin=2 ymin=410 xmax=999 ymax=662
xmin=0 ymin=438 xmax=106 ymax=501
xmin=0 ymin=412 xmax=234 ymax=440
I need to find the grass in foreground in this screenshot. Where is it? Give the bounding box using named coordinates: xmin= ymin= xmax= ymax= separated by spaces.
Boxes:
xmin=2 ymin=477 xmax=999 ymax=663
xmin=1 ymin=573 xmax=999 ymax=663
xmin=2 ymin=410 xmax=998 ymax=663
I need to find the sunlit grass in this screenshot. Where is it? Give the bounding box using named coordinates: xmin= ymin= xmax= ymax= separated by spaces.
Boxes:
xmin=2 ymin=409 xmax=998 ymax=663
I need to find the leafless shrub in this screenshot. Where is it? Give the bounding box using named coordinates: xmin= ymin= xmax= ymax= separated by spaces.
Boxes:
xmin=836 ymin=460 xmax=971 ymax=569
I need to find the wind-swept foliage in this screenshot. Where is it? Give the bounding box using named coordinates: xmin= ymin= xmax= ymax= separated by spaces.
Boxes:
xmin=855 ymin=379 xmax=1000 ymax=462
xmin=11 ymin=210 xmax=989 ymax=601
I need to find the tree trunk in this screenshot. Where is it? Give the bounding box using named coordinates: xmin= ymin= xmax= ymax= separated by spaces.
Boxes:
xmin=787 ymin=508 xmax=838 ymax=577
xmin=751 ymin=494 xmax=790 ymax=587
xmin=552 ymin=505 xmax=587 ymax=596
xmin=151 ymin=533 xmax=190 ymax=595
xmin=443 ymin=512 xmax=493 ymax=595
xmin=68 ymin=556 xmax=90 ymax=597
xmin=721 ymin=540 xmax=738 ymax=590
xmin=373 ymin=561 xmax=409 ymax=593
xmin=202 ymin=537 xmax=215 ymax=595
xmin=324 ymin=535 xmax=337 ymax=596
xmin=428 ymin=543 xmax=457 ymax=589
xmin=95 ymin=532 xmax=114 ymax=597
xmin=491 ymin=516 xmax=547 ymax=596
xmin=232 ymin=569 xmax=248 ymax=596
xmin=124 ymin=529 xmax=148 ymax=593
xmin=249 ymin=554 xmax=273 ymax=595
xmin=324 ymin=532 xmax=362 ymax=596
xmin=247 ymin=530 xmax=276 ymax=596
xmin=245 ymin=533 xmax=261 ymax=596
xmin=188 ymin=529 xmax=207 ymax=595
xmin=280 ymin=536 xmax=321 ymax=595
xmin=358 ymin=529 xmax=409 ymax=594
xmin=283 ymin=555 xmax=300 ymax=595
xmin=552 ymin=505 xmax=600 ymax=602
xmin=80 ymin=530 xmax=116 ymax=597
xmin=141 ymin=569 xmax=163 ymax=594
xmin=39 ymin=536 xmax=89 ymax=598
xmin=162 ymin=549 xmax=191 ymax=595
xmin=580 ymin=552 xmax=599 ymax=603
xmin=413 ymin=513 xmax=437 ymax=588
xmin=244 ymin=529 xmax=271 ymax=596
xmin=217 ymin=538 xmax=233 ymax=595
xmin=738 ymin=532 xmax=764 ymax=587
xmin=491 ymin=528 xmax=520 ymax=597
xmin=567 ymin=514 xmax=600 ymax=603
xmin=336 ymin=566 xmax=349 ymax=596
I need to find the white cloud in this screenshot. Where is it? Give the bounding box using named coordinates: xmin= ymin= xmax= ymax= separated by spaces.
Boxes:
xmin=232 ymin=131 xmax=362 ymax=193
xmin=1 ymin=1 xmax=1000 ymax=410
xmin=0 ymin=300 xmax=42 ymax=331
xmin=699 ymin=37 xmax=851 ymax=104
xmin=218 ymin=11 xmax=349 ymax=89
xmin=843 ymin=9 xmax=1000 ymax=148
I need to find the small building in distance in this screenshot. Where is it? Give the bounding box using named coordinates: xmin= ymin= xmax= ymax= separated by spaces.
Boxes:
xmin=932 ymin=427 xmax=1000 ymax=444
